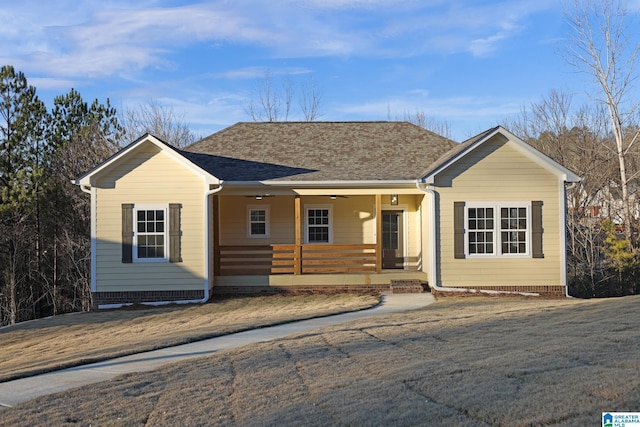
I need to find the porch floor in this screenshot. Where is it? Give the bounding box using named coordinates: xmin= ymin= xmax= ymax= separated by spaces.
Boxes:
xmin=213 ymin=270 xmax=427 ymax=294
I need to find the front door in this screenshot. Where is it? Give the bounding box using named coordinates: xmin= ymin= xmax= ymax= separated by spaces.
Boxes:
xmin=382 ymin=210 xmax=404 ymax=269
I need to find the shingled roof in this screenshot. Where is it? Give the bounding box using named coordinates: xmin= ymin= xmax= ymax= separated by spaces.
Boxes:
xmin=183 ymin=122 xmax=458 ymax=182
xmin=419 ymin=126 xmax=499 ymax=179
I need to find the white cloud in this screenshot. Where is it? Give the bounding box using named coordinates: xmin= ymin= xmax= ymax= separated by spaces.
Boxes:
xmin=1 ymin=0 xmax=558 ymax=79
xmin=215 ymin=67 xmax=312 ymax=80
xmin=27 ymin=77 xmax=78 ymax=90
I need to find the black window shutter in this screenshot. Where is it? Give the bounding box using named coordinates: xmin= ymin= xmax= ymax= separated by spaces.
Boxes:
xmin=169 ymin=203 xmax=182 ymax=263
xmin=122 ymin=204 xmax=134 ymax=263
xmin=532 ymin=201 xmax=544 ymax=258
xmin=454 ymin=201 xmax=465 ymax=259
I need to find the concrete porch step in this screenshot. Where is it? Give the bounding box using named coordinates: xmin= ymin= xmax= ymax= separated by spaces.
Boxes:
xmin=390 ymin=279 xmax=425 ymax=294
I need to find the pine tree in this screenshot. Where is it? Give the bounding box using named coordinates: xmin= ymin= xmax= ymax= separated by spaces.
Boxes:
xmin=0 ymin=65 xmax=48 ymax=324
xmin=44 ymin=89 xmax=121 ymax=314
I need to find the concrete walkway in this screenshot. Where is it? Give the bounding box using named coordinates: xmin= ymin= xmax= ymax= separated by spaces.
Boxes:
xmin=0 ymin=293 xmax=434 ymax=408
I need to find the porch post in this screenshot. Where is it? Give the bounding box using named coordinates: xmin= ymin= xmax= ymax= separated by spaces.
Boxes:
xmin=212 ymin=194 xmax=220 ymax=276
xmin=294 ymin=195 xmax=302 ymax=275
xmin=375 ymin=194 xmax=382 ymax=273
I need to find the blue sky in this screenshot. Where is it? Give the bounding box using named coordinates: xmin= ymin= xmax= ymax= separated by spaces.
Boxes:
xmin=0 ymin=0 xmax=613 ymax=141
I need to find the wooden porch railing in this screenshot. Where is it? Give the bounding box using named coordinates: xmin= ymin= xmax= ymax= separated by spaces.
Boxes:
xmin=218 ymin=244 xmax=377 ymax=275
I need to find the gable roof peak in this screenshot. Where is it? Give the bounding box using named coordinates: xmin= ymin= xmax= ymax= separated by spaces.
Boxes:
xmin=422 ymin=125 xmax=581 ymax=183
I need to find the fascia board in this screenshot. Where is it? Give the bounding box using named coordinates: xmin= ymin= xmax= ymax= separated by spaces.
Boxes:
xmin=224 ymin=180 xmax=419 ymax=188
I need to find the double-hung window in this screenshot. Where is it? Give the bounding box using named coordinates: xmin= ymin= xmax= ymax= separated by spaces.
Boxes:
xmin=467 ymin=207 xmax=495 ymax=255
xmin=500 ymin=207 xmax=528 ymax=254
xmin=248 ymin=206 xmax=270 ymax=238
xmin=305 ymin=205 xmax=332 ymax=243
xmin=134 ymin=205 xmax=168 ymax=261
xmin=465 ymin=203 xmax=530 ymax=257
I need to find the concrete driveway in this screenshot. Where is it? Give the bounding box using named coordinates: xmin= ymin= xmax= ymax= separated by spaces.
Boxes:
xmin=0 ymin=293 xmax=434 ymax=408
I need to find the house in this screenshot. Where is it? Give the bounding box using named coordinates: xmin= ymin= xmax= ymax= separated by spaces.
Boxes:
xmin=75 ymin=122 xmax=581 ymax=307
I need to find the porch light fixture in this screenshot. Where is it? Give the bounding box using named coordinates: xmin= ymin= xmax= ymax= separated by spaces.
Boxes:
xmin=255 ymin=195 xmax=262 ymax=200
xmin=390 ymin=194 xmax=399 ymax=205
xmin=330 ymin=195 xmax=337 ymax=200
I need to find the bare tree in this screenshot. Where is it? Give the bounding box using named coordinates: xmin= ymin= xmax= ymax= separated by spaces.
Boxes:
xmin=245 ymin=70 xmax=294 ymax=122
xmin=299 ymin=77 xmax=322 ymax=121
xmin=122 ymin=99 xmax=196 ymax=147
xmin=245 ymin=71 xmax=324 ymax=122
xmin=564 ymin=0 xmax=640 ymax=242
xmin=387 ymin=107 xmax=452 ymax=139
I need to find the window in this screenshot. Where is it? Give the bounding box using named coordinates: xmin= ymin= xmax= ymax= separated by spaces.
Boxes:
xmin=468 ymin=207 xmax=494 ymax=255
xmin=305 ymin=206 xmax=332 ymax=243
xmin=465 ymin=203 xmax=530 ymax=257
xmin=134 ymin=205 xmax=168 ymax=261
xmin=500 ymin=207 xmax=527 ymax=254
xmin=122 ymin=203 xmax=181 ymax=264
xmin=248 ymin=206 xmax=270 ymax=238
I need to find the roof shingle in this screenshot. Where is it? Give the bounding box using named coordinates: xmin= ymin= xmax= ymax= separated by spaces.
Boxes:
xmin=183 ymin=121 xmax=458 ymax=181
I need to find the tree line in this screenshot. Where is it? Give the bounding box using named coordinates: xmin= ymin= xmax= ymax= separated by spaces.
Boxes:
xmin=0 ymin=66 xmax=199 ymax=326
xmin=0 ymin=65 xmax=122 ymax=325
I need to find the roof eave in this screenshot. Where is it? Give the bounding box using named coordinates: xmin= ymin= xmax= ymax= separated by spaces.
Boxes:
xmin=224 ymin=180 xmax=420 ymax=188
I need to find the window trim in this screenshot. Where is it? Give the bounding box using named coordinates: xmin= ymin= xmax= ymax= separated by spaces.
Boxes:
xmin=133 ymin=204 xmax=170 ymax=263
xmin=247 ymin=205 xmax=270 ymax=238
xmin=464 ymin=202 xmax=531 ymax=258
xmin=304 ymin=204 xmax=333 ymax=244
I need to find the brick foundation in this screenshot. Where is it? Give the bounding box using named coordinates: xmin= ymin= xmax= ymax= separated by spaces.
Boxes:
xmin=93 ymin=290 xmax=205 ymax=307
xmin=390 ymin=279 xmax=426 ymax=293
xmin=431 ymin=285 xmax=566 ymax=298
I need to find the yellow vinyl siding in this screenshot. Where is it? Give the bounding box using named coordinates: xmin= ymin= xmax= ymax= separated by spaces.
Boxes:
xmin=329 ymin=196 xmax=375 ymax=244
xmin=219 ymin=195 xmax=378 ymax=245
xmin=94 ymin=144 xmax=206 ymax=292
xmin=219 ymin=196 xmax=295 ymax=245
xmin=436 ymin=137 xmax=563 ymax=287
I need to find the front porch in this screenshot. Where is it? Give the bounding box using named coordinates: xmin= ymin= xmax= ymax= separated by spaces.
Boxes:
xmin=208 ymin=191 xmax=430 ymax=293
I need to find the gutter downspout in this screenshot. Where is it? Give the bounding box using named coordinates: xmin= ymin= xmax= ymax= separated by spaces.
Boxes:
xmin=415 ymin=181 xmax=541 ymax=297
xmin=79 ymin=184 xmax=97 ymax=298
xmin=564 ymin=182 xmax=577 ymax=298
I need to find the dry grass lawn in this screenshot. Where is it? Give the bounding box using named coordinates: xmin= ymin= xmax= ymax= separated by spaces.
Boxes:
xmin=2 ymin=295 xmax=640 ymax=426
xmin=0 ymin=293 xmax=379 ymax=382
